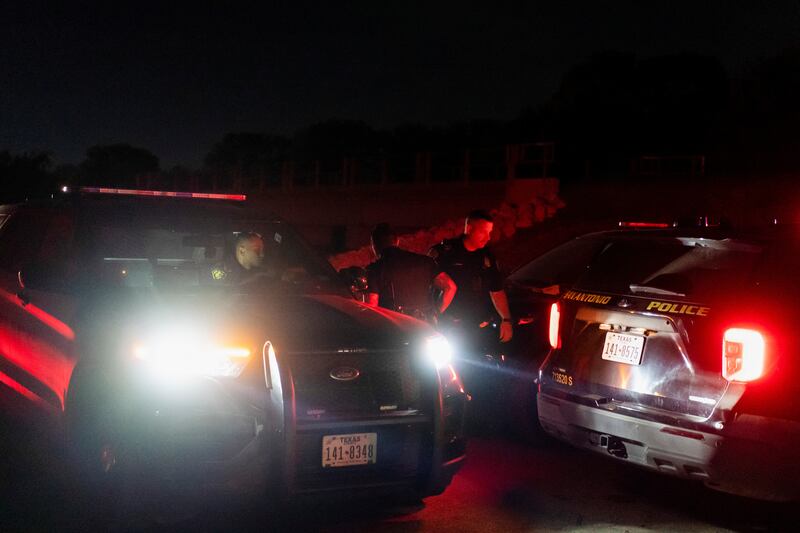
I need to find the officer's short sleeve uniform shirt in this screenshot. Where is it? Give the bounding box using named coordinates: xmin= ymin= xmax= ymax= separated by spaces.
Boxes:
xmin=429 ymin=237 xmax=503 ymax=324
xmin=366 ymin=247 xmax=442 ymax=315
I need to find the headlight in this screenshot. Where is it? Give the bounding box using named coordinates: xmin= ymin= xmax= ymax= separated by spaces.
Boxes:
xmin=133 ymin=330 xmax=251 ymax=378
xmin=423 ymin=335 xmax=453 ymax=369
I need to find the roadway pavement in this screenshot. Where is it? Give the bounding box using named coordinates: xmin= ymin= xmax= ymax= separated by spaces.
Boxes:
xmin=2 ymin=426 xmax=795 ymax=531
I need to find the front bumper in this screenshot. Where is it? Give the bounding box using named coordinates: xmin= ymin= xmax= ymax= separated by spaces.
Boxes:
xmin=129 ymin=375 xmax=467 ymax=501
xmin=538 ymin=392 xmax=800 ymax=501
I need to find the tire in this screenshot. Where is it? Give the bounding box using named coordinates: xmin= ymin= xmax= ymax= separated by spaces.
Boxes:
xmin=508 ymin=375 xmax=548 ymax=445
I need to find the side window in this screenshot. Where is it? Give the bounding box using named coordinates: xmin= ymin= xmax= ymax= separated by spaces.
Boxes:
xmin=0 ymin=210 xmax=73 ymax=273
xmin=0 ymin=211 xmax=50 ymax=273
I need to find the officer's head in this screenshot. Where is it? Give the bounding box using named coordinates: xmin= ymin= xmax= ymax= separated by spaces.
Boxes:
xmin=235 ymin=232 xmax=265 ymax=270
xmin=370 ymin=223 xmax=399 ymax=258
xmin=463 ymin=210 xmax=493 ymax=250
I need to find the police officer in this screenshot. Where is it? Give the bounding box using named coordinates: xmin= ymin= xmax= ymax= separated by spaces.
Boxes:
xmin=429 ymin=210 xmax=513 ymax=343
xmin=210 ymin=232 xmax=265 ymax=284
xmin=366 ymin=223 xmax=456 ymax=323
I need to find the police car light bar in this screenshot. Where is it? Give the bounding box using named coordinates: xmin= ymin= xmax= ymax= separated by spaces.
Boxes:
xmin=78 ymin=187 xmax=246 ymax=201
xmin=618 ymin=221 xmax=672 ymax=228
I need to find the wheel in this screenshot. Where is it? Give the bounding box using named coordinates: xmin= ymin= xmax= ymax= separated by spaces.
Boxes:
xmin=508 ymin=374 xmax=548 ymax=445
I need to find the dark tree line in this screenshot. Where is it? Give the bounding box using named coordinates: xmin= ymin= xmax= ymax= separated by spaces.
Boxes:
xmin=3 ymin=50 xmax=800 ymax=202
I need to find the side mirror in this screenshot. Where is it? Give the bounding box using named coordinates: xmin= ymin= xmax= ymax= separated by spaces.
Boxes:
xmin=18 ymin=263 xmax=74 ymax=294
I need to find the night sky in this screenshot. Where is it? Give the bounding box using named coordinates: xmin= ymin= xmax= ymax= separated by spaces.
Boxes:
xmin=2 ymin=1 xmax=799 ymax=168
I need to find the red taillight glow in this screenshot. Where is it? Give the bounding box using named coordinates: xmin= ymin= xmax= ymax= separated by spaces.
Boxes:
xmin=548 ymin=302 xmax=561 ymax=349
xmin=79 ymin=187 xmax=246 ymax=201
xmin=722 ymin=328 xmax=765 ymax=382
xmin=618 ymin=221 xmax=671 ymax=228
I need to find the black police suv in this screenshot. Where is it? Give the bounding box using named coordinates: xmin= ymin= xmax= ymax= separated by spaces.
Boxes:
xmin=533 ymin=224 xmax=800 ymax=501
xmin=0 ymin=188 xmax=467 ymax=522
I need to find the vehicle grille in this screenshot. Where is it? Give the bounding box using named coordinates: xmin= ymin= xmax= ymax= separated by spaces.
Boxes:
xmin=289 ymin=350 xmax=424 ymax=420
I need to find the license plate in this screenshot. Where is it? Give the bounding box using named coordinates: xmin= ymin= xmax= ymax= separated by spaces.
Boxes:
xmin=322 ymin=433 xmax=377 ymax=467
xmin=602 ymin=332 xmax=645 ymax=365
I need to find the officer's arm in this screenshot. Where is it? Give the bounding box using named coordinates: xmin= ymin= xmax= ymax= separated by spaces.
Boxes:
xmin=433 ymin=272 xmax=457 ymax=313
xmin=366 ymin=292 xmax=379 ymax=307
xmin=490 ymin=289 xmax=513 ymax=342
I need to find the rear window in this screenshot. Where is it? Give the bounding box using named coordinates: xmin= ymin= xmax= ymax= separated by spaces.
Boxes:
xmin=509 ymin=237 xmax=606 ymax=288
xmin=575 ymin=237 xmax=763 ymax=300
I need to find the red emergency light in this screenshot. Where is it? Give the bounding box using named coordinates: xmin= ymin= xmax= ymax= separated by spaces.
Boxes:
xmin=618 ymin=221 xmax=672 ymax=228
xmin=78 ymin=187 xmax=246 ymax=201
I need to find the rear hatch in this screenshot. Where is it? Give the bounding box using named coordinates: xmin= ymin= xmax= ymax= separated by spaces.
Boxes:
xmin=540 ymin=234 xmax=763 ymax=421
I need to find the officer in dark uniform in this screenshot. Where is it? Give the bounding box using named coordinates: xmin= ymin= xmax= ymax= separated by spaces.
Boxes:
xmin=429 ymin=210 xmax=513 ymax=343
xmin=366 ymin=223 xmax=456 ymax=324
xmin=430 ymin=210 xmax=513 ymax=429
xmin=210 ymin=232 xmax=265 ymax=285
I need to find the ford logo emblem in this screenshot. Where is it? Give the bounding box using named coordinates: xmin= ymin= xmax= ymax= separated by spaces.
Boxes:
xmin=330 ymin=366 xmax=360 ymax=381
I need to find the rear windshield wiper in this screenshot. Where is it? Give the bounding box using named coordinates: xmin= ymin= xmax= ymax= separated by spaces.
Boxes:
xmin=629 ymin=284 xmax=685 ymax=297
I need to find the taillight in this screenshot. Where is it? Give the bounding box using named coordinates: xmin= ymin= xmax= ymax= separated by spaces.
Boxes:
xmin=548 ymin=302 xmax=561 ymax=349
xmin=722 ymin=328 xmax=765 ymax=382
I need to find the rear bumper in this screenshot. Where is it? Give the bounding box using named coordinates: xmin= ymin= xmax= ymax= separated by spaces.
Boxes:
xmin=538 ymin=392 xmax=800 ymax=501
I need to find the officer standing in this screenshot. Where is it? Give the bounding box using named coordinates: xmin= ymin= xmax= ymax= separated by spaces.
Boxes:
xmin=366 ymin=223 xmax=456 ymax=323
xmin=429 ymin=210 xmax=513 ymax=344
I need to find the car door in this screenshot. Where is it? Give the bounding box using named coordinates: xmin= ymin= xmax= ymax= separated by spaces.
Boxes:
xmin=0 ymin=207 xmax=79 ymax=420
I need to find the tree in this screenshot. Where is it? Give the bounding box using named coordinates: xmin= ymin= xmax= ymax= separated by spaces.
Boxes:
xmin=0 ymin=151 xmax=55 ymax=203
xmin=204 ymin=133 xmax=290 ymax=189
xmin=292 ymin=119 xmax=381 ymax=160
xmin=80 ymin=144 xmax=159 ymax=187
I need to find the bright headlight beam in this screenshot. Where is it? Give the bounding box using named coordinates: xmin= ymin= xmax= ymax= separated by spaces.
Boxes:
xmin=424 ymin=335 xmax=453 ymax=369
xmin=133 ymin=338 xmax=251 ymax=378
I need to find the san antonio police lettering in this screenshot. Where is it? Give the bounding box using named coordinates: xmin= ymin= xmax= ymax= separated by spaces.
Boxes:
xmin=563 ymin=291 xmax=612 ymax=305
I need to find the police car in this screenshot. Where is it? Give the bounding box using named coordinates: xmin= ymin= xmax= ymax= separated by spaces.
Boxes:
xmin=532 ymin=221 xmax=800 ymax=500
xmin=0 ymin=188 xmax=467 ymax=522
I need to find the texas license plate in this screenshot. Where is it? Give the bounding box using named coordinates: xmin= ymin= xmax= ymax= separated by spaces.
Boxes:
xmin=322 ymin=433 xmax=377 ymax=467
xmin=602 ymin=332 xmax=645 ymax=365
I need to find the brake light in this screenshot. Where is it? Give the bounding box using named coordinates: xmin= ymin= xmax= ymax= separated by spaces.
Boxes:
xmin=548 ymin=302 xmax=561 ymax=349
xmin=79 ymin=187 xmax=246 ymax=201
xmin=722 ymin=328 xmax=765 ymax=382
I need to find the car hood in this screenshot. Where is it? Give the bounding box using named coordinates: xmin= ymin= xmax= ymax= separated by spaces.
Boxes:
xmin=85 ymin=290 xmax=433 ymax=356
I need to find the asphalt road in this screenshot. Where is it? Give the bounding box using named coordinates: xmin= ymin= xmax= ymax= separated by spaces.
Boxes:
xmin=256 ymin=436 xmax=794 ymax=533
xmin=2 ymin=428 xmax=795 ymax=532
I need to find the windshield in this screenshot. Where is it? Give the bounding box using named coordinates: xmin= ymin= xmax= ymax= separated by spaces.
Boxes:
xmin=75 ymin=208 xmax=346 ymax=296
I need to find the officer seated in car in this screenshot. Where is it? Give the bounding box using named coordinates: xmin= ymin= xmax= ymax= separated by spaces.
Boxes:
xmin=210 ymin=232 xmax=265 ymax=284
